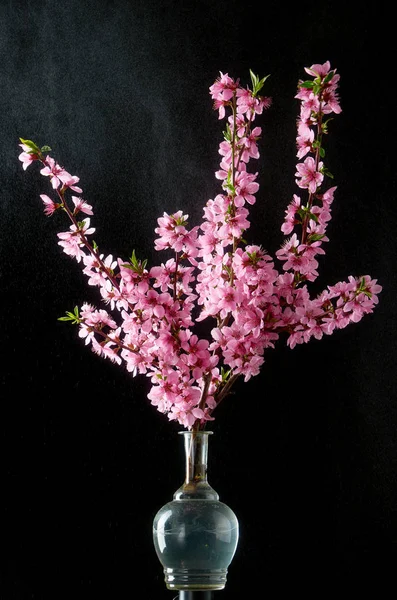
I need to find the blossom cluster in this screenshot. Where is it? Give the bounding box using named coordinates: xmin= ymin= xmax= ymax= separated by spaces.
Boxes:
xmin=19 ymin=62 xmax=381 ymax=430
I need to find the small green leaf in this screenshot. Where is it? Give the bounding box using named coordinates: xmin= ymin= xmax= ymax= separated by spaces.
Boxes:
xmin=121 ymin=263 xmax=135 ymax=271
xmin=223 ymin=123 xmax=232 ymax=142
xmin=300 ymin=81 xmax=315 ymax=89
xmin=221 ymin=367 xmax=231 ymax=382
xmin=307 ymin=233 xmax=325 ymax=242
xmin=41 ymin=145 xmax=52 ymax=153
xmin=313 ymin=84 xmax=321 ymax=95
xmin=224 ymin=181 xmax=235 ymax=194
xmin=130 ymin=249 xmax=139 ymax=268
xmin=19 ymin=138 xmax=41 ymax=154
xmin=249 ymin=70 xmax=270 ymax=96
xmin=249 ymin=69 xmax=258 ymax=89
xmin=322 ymin=117 xmax=333 ymax=134
xmin=323 ymin=70 xmax=335 ymax=84
xmin=123 ymin=249 xmax=148 ymax=274
xmin=322 ymin=167 xmax=334 ymax=179
xmin=58 ymin=306 xmax=81 ymax=324
xmin=297 ymin=207 xmax=319 ymax=223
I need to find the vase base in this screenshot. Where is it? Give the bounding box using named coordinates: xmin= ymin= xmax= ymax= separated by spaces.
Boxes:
xmin=165 ymin=567 xmax=227 ymax=591
xmin=167 ymin=585 xmax=224 ymax=591
xmin=177 ymin=592 xmax=215 ymax=600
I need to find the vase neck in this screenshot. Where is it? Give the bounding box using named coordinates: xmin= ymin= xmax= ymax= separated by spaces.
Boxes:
xmin=174 ymin=431 xmax=219 ymax=500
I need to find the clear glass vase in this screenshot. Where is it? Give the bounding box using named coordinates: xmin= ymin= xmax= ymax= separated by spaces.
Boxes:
xmin=152 ymin=430 xmax=239 ymax=591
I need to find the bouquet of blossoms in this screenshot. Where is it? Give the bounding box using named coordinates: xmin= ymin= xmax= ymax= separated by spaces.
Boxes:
xmin=19 ymin=61 xmax=381 ymax=431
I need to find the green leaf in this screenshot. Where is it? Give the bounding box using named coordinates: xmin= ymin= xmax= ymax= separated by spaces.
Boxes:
xmin=313 ymin=84 xmax=321 ymax=95
xmin=322 ymin=117 xmax=333 ymax=134
xmin=123 ymin=249 xmax=148 ymax=274
xmin=249 ymin=69 xmax=258 ymax=89
xmin=223 ymin=123 xmax=232 ymax=142
xmin=249 ymin=70 xmax=270 ymax=96
xmin=307 ymin=233 xmax=325 ymax=242
xmin=319 ymin=147 xmax=325 ymax=158
xmin=130 ymin=249 xmax=139 ymax=268
xmin=323 ymin=70 xmax=335 ymax=84
xmin=19 ymin=138 xmax=41 ymax=154
xmin=41 ymin=145 xmax=52 ymax=153
xmin=357 ymin=277 xmax=372 ymax=298
xmin=224 ymin=170 xmax=235 ymax=194
xmin=58 ymin=306 xmax=81 ymax=324
xmin=224 ymin=181 xmax=235 ymax=194
xmin=322 ymin=167 xmax=334 ymax=179
xmin=222 ymin=264 xmax=232 ymax=277
xmin=297 ymin=206 xmax=319 ymax=223
xmin=221 ymin=367 xmax=231 ymax=382
xmin=299 ymin=81 xmax=315 ymax=89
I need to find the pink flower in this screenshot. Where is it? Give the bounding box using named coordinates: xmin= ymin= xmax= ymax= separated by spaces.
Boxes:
xmin=296 ymin=126 xmax=314 ymax=158
xmin=239 ymin=126 xmax=262 ymax=162
xmin=236 ymin=87 xmax=259 ymax=118
xmin=72 ymin=196 xmax=93 ymax=215
xmin=40 ymin=156 xmax=69 ymax=189
xmin=61 ymin=175 xmax=83 ymax=194
xmin=237 ymin=87 xmax=271 ymax=117
xmin=57 ymin=218 xmax=95 ymax=262
xmin=209 ymin=72 xmax=238 ymax=119
xmin=214 ymin=284 xmax=243 ymax=319
xmin=218 ymin=207 xmax=250 ymax=241
xmin=304 ymin=61 xmax=331 ymax=79
xmin=209 ymin=72 xmax=238 ymax=101
xmin=281 ymin=195 xmax=301 ymax=235
xmin=212 ymin=98 xmax=228 ymax=120
xmin=40 ymin=194 xmax=58 ymax=216
xmin=295 ymin=156 xmax=324 ymax=194
xmin=300 ymin=94 xmax=320 ymax=122
xmin=320 ymin=186 xmax=337 ymax=207
xmin=18 ymin=144 xmax=37 ymax=170
xmin=234 ymin=171 xmax=259 ymax=206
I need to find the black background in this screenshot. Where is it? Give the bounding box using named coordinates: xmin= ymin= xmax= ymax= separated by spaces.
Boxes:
xmin=1 ymin=1 xmax=396 ymax=598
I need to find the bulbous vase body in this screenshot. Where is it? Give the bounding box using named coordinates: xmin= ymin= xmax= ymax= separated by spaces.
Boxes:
xmin=152 ymin=431 xmax=239 ymax=591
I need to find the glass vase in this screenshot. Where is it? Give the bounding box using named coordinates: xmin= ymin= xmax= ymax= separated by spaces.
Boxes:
xmin=152 ymin=430 xmax=239 ymax=591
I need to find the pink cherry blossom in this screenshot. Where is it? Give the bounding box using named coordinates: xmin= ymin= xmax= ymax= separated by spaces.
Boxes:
xmin=234 ymin=171 xmax=259 ymax=206
xmin=295 ymin=156 xmax=324 ymax=194
xmin=40 ymin=156 xmax=70 ymax=189
xmin=72 ymin=196 xmax=93 ymax=215
xmin=57 ymin=219 xmax=95 ymax=262
xmin=18 ymin=144 xmax=37 ymax=170
xmin=40 ymin=194 xmax=58 ymax=216
xmin=304 ymin=61 xmax=331 ymax=78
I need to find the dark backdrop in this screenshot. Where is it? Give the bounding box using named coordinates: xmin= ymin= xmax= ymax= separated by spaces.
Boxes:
xmin=1 ymin=1 xmax=396 ymax=598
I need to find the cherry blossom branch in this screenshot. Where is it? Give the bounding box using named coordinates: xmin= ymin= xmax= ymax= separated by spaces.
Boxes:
xmin=18 ymin=62 xmax=382 ymax=432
